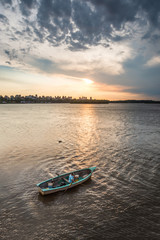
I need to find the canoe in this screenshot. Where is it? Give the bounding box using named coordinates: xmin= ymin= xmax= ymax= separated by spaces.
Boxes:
xmin=37 ymin=167 xmax=96 ymax=195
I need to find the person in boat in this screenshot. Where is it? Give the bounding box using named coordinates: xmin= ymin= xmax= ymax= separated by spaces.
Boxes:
xmin=51 ymin=179 xmax=54 ymax=185
xmin=68 ymin=173 xmax=74 ymax=184
xmin=48 ymin=179 xmax=54 ymax=188
xmin=48 ymin=182 xmax=53 ymax=188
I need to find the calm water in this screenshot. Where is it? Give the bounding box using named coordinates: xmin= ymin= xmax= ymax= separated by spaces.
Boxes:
xmin=0 ymin=103 xmax=160 ymax=240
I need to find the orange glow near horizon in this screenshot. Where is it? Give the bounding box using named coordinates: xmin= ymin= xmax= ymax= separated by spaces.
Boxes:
xmin=0 ymin=68 xmax=153 ymax=101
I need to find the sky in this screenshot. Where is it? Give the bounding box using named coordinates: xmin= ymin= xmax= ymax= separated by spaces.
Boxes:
xmin=0 ymin=0 xmax=160 ymax=100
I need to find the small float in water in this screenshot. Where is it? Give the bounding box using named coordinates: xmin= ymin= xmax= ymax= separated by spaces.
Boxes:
xmin=37 ymin=167 xmax=96 ymax=195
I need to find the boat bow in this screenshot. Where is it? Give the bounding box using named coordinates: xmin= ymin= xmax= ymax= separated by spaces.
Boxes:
xmin=89 ymin=166 xmax=96 ymax=173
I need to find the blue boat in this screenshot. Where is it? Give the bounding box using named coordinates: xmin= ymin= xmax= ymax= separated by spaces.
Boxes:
xmin=37 ymin=167 xmax=96 ymax=195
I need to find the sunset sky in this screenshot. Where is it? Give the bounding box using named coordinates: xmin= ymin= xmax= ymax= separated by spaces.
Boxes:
xmin=0 ymin=0 xmax=160 ymax=100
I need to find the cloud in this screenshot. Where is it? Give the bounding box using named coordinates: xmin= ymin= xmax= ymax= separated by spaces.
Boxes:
xmin=4 ymin=49 xmax=18 ymax=61
xmin=120 ymin=57 xmax=160 ymax=97
xmin=5 ymin=61 xmax=11 ymax=65
xmin=3 ymin=0 xmax=157 ymax=50
xmin=0 ymin=0 xmax=12 ymax=6
xmin=29 ymin=57 xmax=59 ymax=74
xmin=123 ymin=87 xmax=160 ymax=97
xmin=0 ymin=14 xmax=9 ymax=24
xmin=34 ymin=0 xmax=137 ymax=49
xmin=145 ymin=56 xmax=160 ymax=67
xmin=90 ymin=53 xmax=160 ymax=98
xmin=40 ymin=0 xmax=160 ymax=49
xmin=19 ymin=0 xmax=37 ymax=16
xmin=35 ymin=0 xmax=71 ymax=46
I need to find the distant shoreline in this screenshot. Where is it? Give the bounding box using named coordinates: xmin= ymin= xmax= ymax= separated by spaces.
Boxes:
xmin=109 ymin=100 xmax=160 ymax=104
xmin=1 ymin=100 xmax=160 ymax=104
xmin=1 ymin=95 xmax=160 ymax=104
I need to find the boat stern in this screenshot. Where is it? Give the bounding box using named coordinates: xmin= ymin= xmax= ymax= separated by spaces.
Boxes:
xmin=37 ymin=187 xmax=45 ymax=195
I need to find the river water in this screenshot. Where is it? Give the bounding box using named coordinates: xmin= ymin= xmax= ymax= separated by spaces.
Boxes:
xmin=0 ymin=103 xmax=160 ymax=240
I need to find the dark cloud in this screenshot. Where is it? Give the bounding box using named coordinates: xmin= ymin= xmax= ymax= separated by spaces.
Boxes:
xmin=2 ymin=0 xmax=160 ymax=50
xmin=124 ymin=87 xmax=160 ymax=97
xmin=19 ymin=0 xmax=37 ymax=16
xmin=5 ymin=61 xmax=11 ymax=65
xmin=20 ymin=0 xmax=36 ymax=8
xmin=91 ymin=0 xmax=160 ymax=29
xmin=4 ymin=50 xmax=10 ymax=56
xmin=10 ymin=37 xmax=18 ymax=41
xmin=142 ymin=32 xmax=160 ymax=43
xmin=35 ymin=0 xmax=130 ymax=49
xmin=30 ymin=57 xmax=59 ymax=73
xmin=15 ymin=31 xmax=23 ymax=36
xmin=4 ymin=49 xmax=18 ymax=61
xmin=20 ymin=48 xmax=30 ymax=54
xmin=37 ymin=0 xmax=160 ymax=50
xmin=0 ymin=0 xmax=12 ymax=6
xmin=139 ymin=0 xmax=160 ymax=28
xmin=68 ymin=41 xmax=89 ymax=51
xmin=89 ymin=0 xmax=138 ymax=26
xmin=36 ymin=0 xmax=71 ymax=45
xmin=0 ymin=14 xmax=9 ymax=24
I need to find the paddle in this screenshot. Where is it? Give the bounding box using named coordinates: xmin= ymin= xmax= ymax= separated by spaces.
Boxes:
xmin=62 ymin=177 xmax=70 ymax=184
xmin=48 ymin=172 xmax=59 ymax=178
xmin=63 ymin=174 xmax=74 ymax=193
xmin=63 ymin=182 xmax=72 ymax=194
xmin=48 ymin=172 xmax=54 ymax=178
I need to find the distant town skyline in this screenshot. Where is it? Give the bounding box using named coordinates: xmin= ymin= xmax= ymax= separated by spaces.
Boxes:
xmin=1 ymin=94 xmax=159 ymax=105
xmin=0 ymin=0 xmax=160 ymax=100
xmin=0 ymin=94 xmax=111 ymax=104
xmin=0 ymin=94 xmax=94 ymax=100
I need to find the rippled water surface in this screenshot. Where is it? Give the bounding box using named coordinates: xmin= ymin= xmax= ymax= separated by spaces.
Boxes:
xmin=0 ymin=103 xmax=160 ymax=240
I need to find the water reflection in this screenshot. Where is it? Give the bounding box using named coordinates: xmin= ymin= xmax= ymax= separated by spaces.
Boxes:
xmin=72 ymin=104 xmax=99 ymax=167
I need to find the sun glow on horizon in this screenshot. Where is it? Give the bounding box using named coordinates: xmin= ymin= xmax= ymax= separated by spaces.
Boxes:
xmin=82 ymin=78 xmax=93 ymax=84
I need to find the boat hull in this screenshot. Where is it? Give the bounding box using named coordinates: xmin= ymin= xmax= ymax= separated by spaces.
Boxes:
xmin=37 ymin=167 xmax=96 ymax=195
